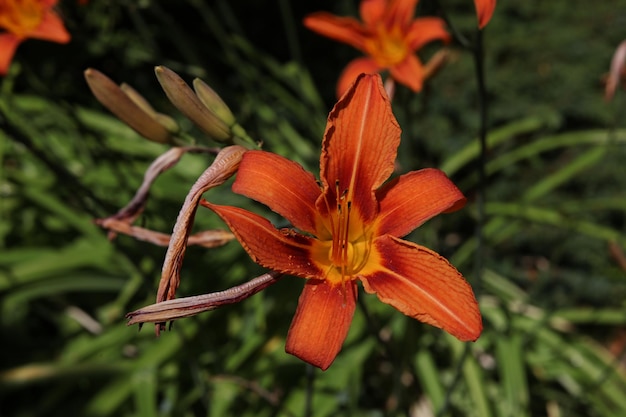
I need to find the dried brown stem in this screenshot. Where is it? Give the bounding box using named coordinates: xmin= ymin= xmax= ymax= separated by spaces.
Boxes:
xmin=609 ymin=241 xmax=626 ymax=272
xmin=606 ymin=40 xmax=626 ymax=101
xmin=126 ymin=271 xmax=283 ymax=325
xmin=97 ymin=146 xmax=219 ymax=228
xmin=155 ymin=145 xmax=248 ymax=326
xmin=94 ymin=218 xmax=234 ymax=248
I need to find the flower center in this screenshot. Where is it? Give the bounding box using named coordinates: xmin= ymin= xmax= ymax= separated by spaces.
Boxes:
xmin=312 ymin=182 xmax=373 ymax=286
xmin=0 ymin=0 xmax=45 ymax=37
xmin=364 ymin=24 xmax=410 ymax=68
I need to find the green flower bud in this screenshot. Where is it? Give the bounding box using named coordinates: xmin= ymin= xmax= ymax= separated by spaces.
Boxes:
xmin=155 ymin=66 xmax=231 ymax=142
xmin=192 ymin=78 xmax=236 ymax=127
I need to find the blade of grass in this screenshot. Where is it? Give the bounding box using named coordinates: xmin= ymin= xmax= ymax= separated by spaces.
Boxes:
xmin=495 ymin=334 xmax=529 ymax=417
xmin=440 ymin=114 xmax=560 ymax=176
xmin=451 ymin=145 xmax=607 ymax=266
xmin=484 ymin=202 xmax=626 ymax=248
xmin=446 ymin=336 xmax=493 ymax=417
xmin=414 ymin=349 xmax=450 ymax=416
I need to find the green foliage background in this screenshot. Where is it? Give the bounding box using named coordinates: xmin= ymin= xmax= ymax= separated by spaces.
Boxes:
xmin=1 ymin=1 xmax=626 ymax=416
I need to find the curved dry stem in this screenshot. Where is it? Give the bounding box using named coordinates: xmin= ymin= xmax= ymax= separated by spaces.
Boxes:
xmin=606 ymin=40 xmax=626 ymax=101
xmin=95 ymin=218 xmax=234 ymax=248
xmin=127 ymin=271 xmax=283 ymax=325
xmin=97 ymin=146 xmax=219 ymax=230
xmin=155 ymin=145 xmax=248 ymax=330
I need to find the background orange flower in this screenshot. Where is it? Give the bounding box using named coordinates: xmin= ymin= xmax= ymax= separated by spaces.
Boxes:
xmin=474 ymin=0 xmax=496 ymax=29
xmin=0 ymin=0 xmax=70 ymax=74
xmin=304 ymin=0 xmax=450 ymax=97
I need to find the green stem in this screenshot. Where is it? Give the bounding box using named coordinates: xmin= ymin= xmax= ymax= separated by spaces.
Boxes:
xmin=473 ymin=29 xmax=488 ymax=298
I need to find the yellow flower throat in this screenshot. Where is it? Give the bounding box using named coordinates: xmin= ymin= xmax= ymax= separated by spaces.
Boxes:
xmin=364 ymin=24 xmax=410 ymax=68
xmin=313 ymin=181 xmax=374 ymax=286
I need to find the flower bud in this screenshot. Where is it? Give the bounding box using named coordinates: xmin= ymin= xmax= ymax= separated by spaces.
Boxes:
xmin=153 ymin=113 xmax=180 ymax=133
xmin=84 ymin=68 xmax=174 ymax=143
xmin=120 ymin=83 xmax=180 ymax=134
xmin=119 ymin=83 xmax=158 ymax=118
xmin=155 ymin=66 xmax=232 ymax=142
xmin=192 ymin=78 xmax=236 ymax=127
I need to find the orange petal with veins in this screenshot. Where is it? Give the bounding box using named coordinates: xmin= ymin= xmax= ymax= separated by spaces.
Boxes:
xmin=318 ymin=74 xmax=400 ymax=224
xmin=376 ymin=168 xmax=466 ymax=237
xmin=232 ymin=150 xmax=322 ymax=235
xmin=201 ymin=202 xmax=322 ymax=279
xmin=286 ymin=279 xmax=357 ymax=370
xmin=361 ymin=235 xmax=482 ymax=341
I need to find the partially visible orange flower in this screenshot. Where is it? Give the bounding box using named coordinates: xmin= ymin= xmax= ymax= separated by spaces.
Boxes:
xmin=304 ymin=0 xmax=450 ymax=97
xmin=202 ymin=74 xmax=482 ymax=370
xmin=474 ymin=0 xmax=496 ymax=29
xmin=0 ymin=0 xmax=70 ymax=75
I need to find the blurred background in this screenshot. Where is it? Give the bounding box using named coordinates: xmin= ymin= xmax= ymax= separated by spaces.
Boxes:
xmin=1 ymin=1 xmax=626 ymax=416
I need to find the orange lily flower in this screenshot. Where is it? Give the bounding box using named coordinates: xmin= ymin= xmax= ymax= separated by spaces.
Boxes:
xmin=474 ymin=0 xmax=496 ymax=29
xmin=202 ymin=74 xmax=481 ymax=370
xmin=304 ymin=0 xmax=450 ymax=97
xmin=0 ymin=0 xmax=70 ymax=75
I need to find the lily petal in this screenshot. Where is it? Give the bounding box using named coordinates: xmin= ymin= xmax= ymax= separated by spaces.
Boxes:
xmin=31 ymin=11 xmax=71 ymax=43
xmin=360 ymin=0 xmax=386 ymax=26
xmin=0 ymin=34 xmax=20 ymax=75
xmin=303 ymin=12 xmax=368 ymax=52
xmin=319 ymin=73 xmax=400 ymax=224
xmin=474 ymin=0 xmax=496 ymax=29
xmin=406 ymin=17 xmax=450 ymax=51
xmin=232 ymin=150 xmax=322 ymax=235
xmin=201 ymin=202 xmax=322 ymax=279
xmin=376 ymin=168 xmax=466 ymax=237
xmin=336 ymin=57 xmax=381 ymax=98
xmin=361 ymin=235 xmax=482 ymax=341
xmin=389 ymin=54 xmax=424 ymax=92
xmin=385 ymin=0 xmax=419 ymax=29
xmin=286 ymin=279 xmax=357 ymax=370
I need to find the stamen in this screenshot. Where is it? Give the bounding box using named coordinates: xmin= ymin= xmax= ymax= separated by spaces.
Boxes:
xmin=340 ymin=198 xmax=352 ymax=305
xmin=354 ymin=230 xmax=372 ymax=273
xmin=322 ymin=179 xmax=361 ymax=305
